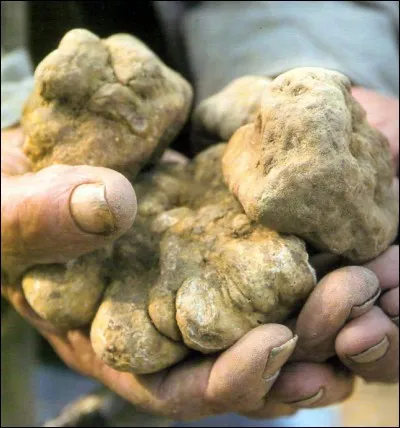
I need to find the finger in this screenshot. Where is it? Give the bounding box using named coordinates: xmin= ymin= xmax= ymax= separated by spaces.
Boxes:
xmin=336 ymin=306 xmax=399 ymax=383
xmin=364 ymin=245 xmax=399 ymax=291
xmin=1 ymin=143 xmax=31 ymax=176
xmin=379 ymin=288 xmax=399 ymax=325
xmin=1 ymin=164 xmax=136 ymax=277
xmin=242 ymin=362 xmax=354 ymax=419
xmin=205 ymin=325 xmax=297 ymax=414
xmin=364 ymin=245 xmax=399 ymax=324
xmin=291 ymin=266 xmax=381 ymax=362
xmin=105 ymin=325 xmax=297 ymax=421
xmin=1 ymin=127 xmax=25 ymax=150
xmin=271 ymin=362 xmax=354 ymax=408
xmin=40 ymin=328 xmax=104 ymax=378
xmin=1 ymin=282 xmax=62 ymax=336
xmin=239 ymin=400 xmax=297 ymax=420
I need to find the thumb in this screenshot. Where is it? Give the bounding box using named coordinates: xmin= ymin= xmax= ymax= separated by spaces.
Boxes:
xmin=1 ymin=164 xmax=136 ymax=277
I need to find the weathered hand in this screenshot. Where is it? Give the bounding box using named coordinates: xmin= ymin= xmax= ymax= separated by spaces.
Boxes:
xmin=352 ymin=86 xmax=399 ymax=174
xmin=283 ymin=87 xmax=399 ymax=387
xmin=290 ymin=249 xmax=399 ymax=380
xmin=190 ymin=80 xmax=399 ymax=419
xmin=1 ymin=127 xmax=341 ymax=422
xmin=245 ymin=246 xmax=398 ymax=419
xmin=2 ymin=81 xmax=398 ymax=421
xmin=1 ymin=127 xmax=137 ymax=281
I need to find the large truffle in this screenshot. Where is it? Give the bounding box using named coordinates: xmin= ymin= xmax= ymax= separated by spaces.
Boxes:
xmin=18 ymin=55 xmax=396 ymax=376
xmin=222 ymin=68 xmax=398 ymax=262
xmin=90 ymin=145 xmax=316 ymax=372
xmin=21 ymin=144 xmax=316 ymax=374
xmin=21 ymin=29 xmax=193 ymax=179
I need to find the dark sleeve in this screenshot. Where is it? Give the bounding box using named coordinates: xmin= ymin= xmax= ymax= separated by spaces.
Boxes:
xmin=28 ymin=1 xmax=170 ymax=66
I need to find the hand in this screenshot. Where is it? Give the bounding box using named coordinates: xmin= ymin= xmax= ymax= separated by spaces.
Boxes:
xmin=241 ymin=242 xmax=399 ymax=419
xmin=2 ymin=127 xmax=348 ymax=422
xmin=352 ymin=86 xmax=399 ymax=175
xmin=1 ymin=127 xmax=137 ymax=281
xmin=278 ymin=87 xmax=399 ymax=392
xmin=3 ymin=82 xmax=398 ymax=421
xmin=290 ymin=248 xmax=399 ymax=374
xmin=190 ymin=81 xmax=399 ymax=419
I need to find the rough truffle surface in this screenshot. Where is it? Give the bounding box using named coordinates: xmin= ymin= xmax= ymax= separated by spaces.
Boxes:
xmin=90 ymin=145 xmax=316 ymax=372
xmin=21 ymin=29 xmax=193 ymax=179
xmin=222 ymin=68 xmax=398 ymax=262
xmin=18 ymin=57 xmax=397 ymax=376
xmin=22 ymin=249 xmax=111 ymax=330
xmin=21 ymin=145 xmax=316 ymax=374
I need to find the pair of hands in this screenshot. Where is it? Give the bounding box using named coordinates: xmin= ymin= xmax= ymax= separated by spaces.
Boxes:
xmin=1 ymin=87 xmax=399 ymax=421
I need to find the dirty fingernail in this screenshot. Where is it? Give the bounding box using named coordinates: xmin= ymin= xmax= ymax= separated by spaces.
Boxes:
xmin=263 ymin=335 xmax=298 ymax=379
xmin=349 ymin=288 xmax=381 ymax=319
xmin=286 ymin=388 xmax=324 ymax=408
xmin=70 ymin=183 xmax=116 ymax=234
xmin=348 ymin=336 xmax=390 ymax=364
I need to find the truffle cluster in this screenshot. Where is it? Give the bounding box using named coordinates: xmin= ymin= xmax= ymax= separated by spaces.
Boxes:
xmin=20 ymin=30 xmax=398 ymax=374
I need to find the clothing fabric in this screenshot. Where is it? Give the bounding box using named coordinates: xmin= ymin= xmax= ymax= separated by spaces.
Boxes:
xmin=2 ymin=1 xmax=399 ymax=129
xmin=182 ymin=1 xmax=399 ymax=101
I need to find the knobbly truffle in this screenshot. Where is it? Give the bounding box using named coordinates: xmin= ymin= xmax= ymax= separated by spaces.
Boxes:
xmin=222 ymin=68 xmax=398 ymax=262
xmin=22 ymin=29 xmax=193 ymax=179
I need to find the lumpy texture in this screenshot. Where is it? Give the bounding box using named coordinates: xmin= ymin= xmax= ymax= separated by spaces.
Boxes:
xmin=21 ymin=54 xmax=397 ymax=376
xmin=22 ymin=145 xmax=316 ymax=374
xmin=222 ymin=68 xmax=398 ymax=262
xmin=22 ymin=29 xmax=193 ymax=180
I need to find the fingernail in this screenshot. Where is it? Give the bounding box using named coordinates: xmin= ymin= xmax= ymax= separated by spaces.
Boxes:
xmin=286 ymin=388 xmax=324 ymax=408
xmin=70 ymin=183 xmax=116 ymax=234
xmin=263 ymin=335 xmax=298 ymax=379
xmin=349 ymin=288 xmax=381 ymax=319
xmin=348 ymin=336 xmax=389 ymax=364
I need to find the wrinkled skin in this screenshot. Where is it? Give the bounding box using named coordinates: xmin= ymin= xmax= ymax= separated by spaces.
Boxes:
xmin=22 ymin=145 xmax=315 ymax=374
xmin=1 ymin=124 xmax=398 ymax=421
xmin=222 ymin=68 xmax=398 ymax=263
xmin=1 ymin=62 xmax=398 ymax=421
xmin=22 ymin=29 xmax=193 ymax=180
xmin=12 ymin=29 xmax=317 ymax=375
